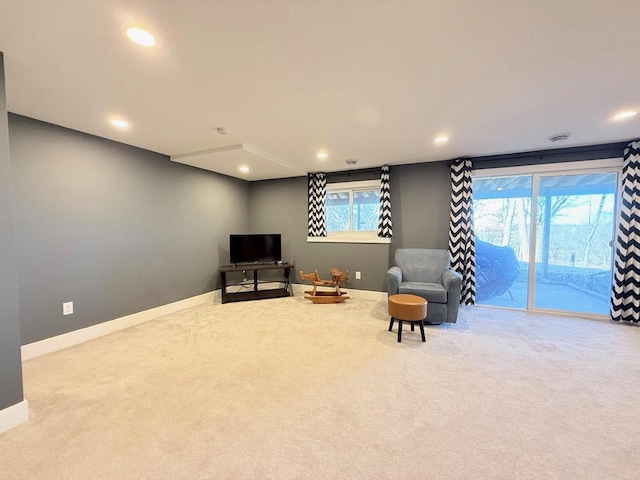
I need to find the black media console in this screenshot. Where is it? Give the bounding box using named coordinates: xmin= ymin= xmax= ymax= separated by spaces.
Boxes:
xmin=219 ymin=262 xmax=294 ymax=304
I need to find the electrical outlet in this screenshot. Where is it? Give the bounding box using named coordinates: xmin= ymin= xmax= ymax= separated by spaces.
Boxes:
xmin=63 ymin=301 xmax=74 ymax=316
xmin=355 ymin=271 xmax=361 ymax=280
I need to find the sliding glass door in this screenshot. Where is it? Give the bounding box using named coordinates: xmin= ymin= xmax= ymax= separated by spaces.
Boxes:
xmin=473 ymin=167 xmax=618 ymax=316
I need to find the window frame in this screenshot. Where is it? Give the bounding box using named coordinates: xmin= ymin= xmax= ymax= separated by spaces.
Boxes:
xmin=472 ymin=157 xmax=623 ymax=318
xmin=307 ymin=179 xmax=391 ymax=244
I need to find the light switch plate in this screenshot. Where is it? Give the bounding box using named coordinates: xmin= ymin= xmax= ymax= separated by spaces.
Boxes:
xmin=355 ymin=271 xmax=361 ymax=280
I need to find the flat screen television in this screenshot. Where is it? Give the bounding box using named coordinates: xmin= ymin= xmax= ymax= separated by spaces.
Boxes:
xmin=230 ymin=234 xmax=282 ymax=265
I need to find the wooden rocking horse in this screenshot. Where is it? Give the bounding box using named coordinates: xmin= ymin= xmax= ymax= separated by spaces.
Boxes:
xmin=299 ymin=268 xmax=350 ymax=304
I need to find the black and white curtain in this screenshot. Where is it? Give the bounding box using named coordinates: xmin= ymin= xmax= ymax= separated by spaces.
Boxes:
xmin=308 ymin=173 xmax=327 ymax=237
xmin=378 ymin=166 xmax=393 ymax=238
xmin=448 ymin=158 xmax=475 ymax=305
xmin=611 ymin=141 xmax=640 ymax=323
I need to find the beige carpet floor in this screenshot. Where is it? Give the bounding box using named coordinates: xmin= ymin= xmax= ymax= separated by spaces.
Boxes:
xmin=1 ymin=296 xmax=639 ymax=479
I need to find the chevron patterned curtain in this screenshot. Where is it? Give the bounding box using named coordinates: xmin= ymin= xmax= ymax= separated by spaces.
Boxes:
xmin=611 ymin=141 xmax=640 ymax=323
xmin=378 ymin=166 xmax=393 ymax=237
xmin=448 ymin=158 xmax=475 ymax=305
xmin=308 ymin=173 xmax=327 ymax=237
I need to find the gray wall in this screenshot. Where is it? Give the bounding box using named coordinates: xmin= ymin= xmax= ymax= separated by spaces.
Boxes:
xmin=248 ymin=161 xmax=452 ymax=292
xmin=9 ymin=114 xmax=250 ymax=345
xmin=0 ymin=53 xmax=24 ymax=410
xmin=388 ymin=161 xmax=452 ymax=253
xmin=8 ymin=110 xmax=453 ymax=349
xmin=248 ymin=176 xmax=390 ymax=291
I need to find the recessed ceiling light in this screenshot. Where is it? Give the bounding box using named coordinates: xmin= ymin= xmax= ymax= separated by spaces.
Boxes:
xmin=109 ymin=119 xmax=129 ymax=128
xmin=239 ymin=166 xmax=250 ymax=173
xmin=434 ymin=136 xmax=449 ymax=144
xmin=612 ymin=110 xmax=638 ymax=121
xmin=316 ymin=152 xmax=328 ymax=160
xmin=126 ymin=27 xmax=156 ymax=47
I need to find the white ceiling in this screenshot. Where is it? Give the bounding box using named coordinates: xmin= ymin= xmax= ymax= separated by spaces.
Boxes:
xmin=1 ymin=0 xmax=639 ymax=181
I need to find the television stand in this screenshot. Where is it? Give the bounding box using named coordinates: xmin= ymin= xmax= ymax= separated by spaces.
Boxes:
xmin=220 ymin=262 xmax=294 ymax=304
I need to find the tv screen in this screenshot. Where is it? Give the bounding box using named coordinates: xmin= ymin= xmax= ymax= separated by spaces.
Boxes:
xmin=230 ymin=234 xmax=282 ymax=264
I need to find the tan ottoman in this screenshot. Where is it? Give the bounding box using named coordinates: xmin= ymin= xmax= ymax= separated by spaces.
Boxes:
xmin=388 ymin=294 xmax=428 ymax=343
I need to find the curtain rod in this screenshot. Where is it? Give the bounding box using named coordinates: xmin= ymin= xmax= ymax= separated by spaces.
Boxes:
xmin=308 ymin=166 xmax=383 ymax=176
xmin=470 ymin=140 xmax=631 ymax=168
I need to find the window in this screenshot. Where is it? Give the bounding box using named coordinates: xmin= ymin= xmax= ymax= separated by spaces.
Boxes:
xmin=307 ymin=180 xmax=390 ymax=244
xmin=326 ymin=187 xmax=379 ymax=232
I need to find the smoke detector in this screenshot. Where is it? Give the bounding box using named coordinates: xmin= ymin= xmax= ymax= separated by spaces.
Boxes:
xmin=216 ymin=127 xmax=227 ymax=135
xmin=548 ymin=132 xmax=571 ymax=142
xmin=345 ymin=159 xmax=358 ymax=165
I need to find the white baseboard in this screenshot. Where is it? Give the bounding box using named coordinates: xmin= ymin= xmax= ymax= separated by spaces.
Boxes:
xmin=21 ymin=290 xmax=218 ymax=361
xmin=0 ymin=400 xmax=29 ymax=435
xmin=20 ymin=285 xmax=385 ymax=361
xmin=292 ymin=284 xmax=387 ymax=301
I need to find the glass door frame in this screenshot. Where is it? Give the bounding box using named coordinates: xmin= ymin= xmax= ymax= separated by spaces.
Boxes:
xmin=472 ymin=158 xmax=623 ymax=318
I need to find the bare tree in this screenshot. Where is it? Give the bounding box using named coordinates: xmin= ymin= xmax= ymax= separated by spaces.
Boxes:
xmin=501 ymin=199 xmax=515 ymax=246
xmin=581 ymin=194 xmax=606 ymax=267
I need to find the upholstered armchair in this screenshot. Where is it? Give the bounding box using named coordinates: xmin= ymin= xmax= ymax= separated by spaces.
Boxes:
xmin=386 ymin=249 xmax=462 ymax=324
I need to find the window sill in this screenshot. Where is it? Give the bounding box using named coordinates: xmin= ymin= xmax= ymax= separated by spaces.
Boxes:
xmin=307 ymin=235 xmax=391 ymax=244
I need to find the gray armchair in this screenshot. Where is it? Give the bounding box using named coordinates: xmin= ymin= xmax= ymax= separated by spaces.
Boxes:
xmin=386 ymin=249 xmax=462 ymax=324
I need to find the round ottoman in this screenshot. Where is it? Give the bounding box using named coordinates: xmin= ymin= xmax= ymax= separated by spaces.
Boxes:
xmin=388 ymin=294 xmax=428 ymax=343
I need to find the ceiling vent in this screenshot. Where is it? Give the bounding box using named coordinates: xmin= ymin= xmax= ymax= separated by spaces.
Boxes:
xmin=548 ymin=132 xmax=571 ymax=142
